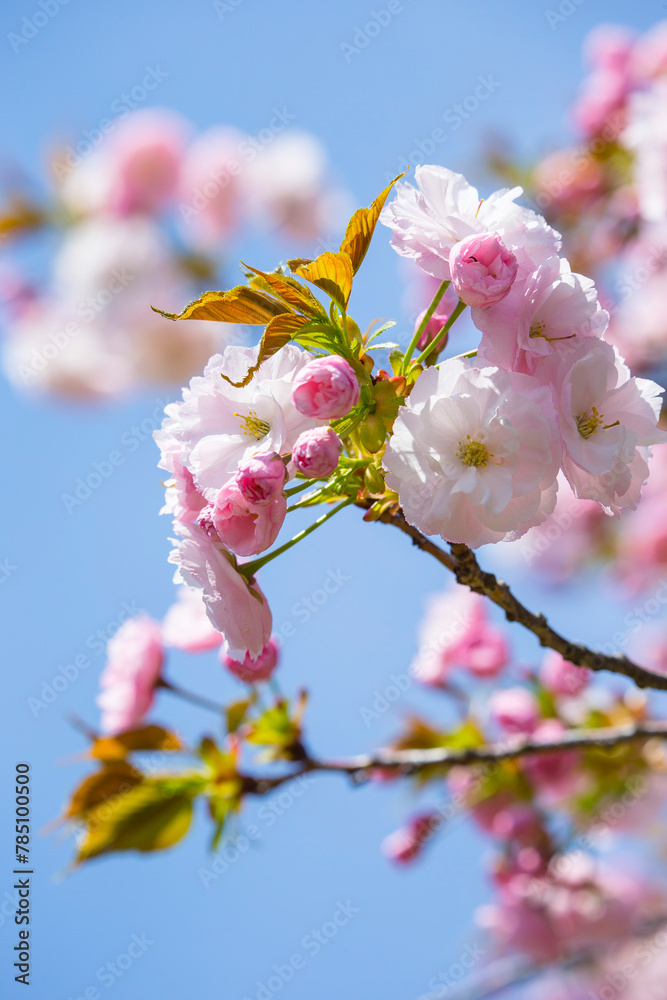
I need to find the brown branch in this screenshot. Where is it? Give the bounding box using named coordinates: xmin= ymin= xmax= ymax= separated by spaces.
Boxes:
xmin=241 ymin=718 xmax=667 ymax=794
xmin=372 ymin=506 xmax=667 ymax=693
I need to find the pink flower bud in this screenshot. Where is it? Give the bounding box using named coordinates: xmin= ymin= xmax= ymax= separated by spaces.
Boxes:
xmin=96 ymin=615 xmax=164 ymax=734
xmin=235 ymin=452 xmax=287 ymax=506
xmin=449 ymin=233 xmax=518 ymax=308
xmin=540 ymin=651 xmax=591 ymax=697
xmin=210 ymin=483 xmax=286 ymax=556
xmin=222 ymin=638 xmax=279 ymax=683
xmin=381 ymin=812 xmax=440 ymax=864
xmin=292 ymin=427 xmax=342 ymax=479
xmin=292 ymin=356 xmax=360 ymax=419
xmin=489 ymin=687 xmax=540 ymax=734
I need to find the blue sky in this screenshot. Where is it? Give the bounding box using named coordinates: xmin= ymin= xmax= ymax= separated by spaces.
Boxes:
xmin=1 ymin=1 xmax=664 ymax=999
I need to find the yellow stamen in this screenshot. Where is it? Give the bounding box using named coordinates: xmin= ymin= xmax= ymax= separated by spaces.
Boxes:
xmin=234 ymin=410 xmax=270 ymax=439
xmin=576 ymin=406 xmax=604 ymax=439
xmin=456 ymin=435 xmax=491 ymax=468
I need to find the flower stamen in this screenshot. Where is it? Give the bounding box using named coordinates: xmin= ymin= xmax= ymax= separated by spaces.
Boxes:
xmin=456 ymin=435 xmax=491 ymax=467
xmin=234 ymin=410 xmax=271 ymax=439
xmin=576 ymin=406 xmax=605 ymax=439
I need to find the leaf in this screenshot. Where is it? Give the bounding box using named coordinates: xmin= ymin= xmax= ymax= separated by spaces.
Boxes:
xmin=76 ymin=781 xmax=195 ymax=862
xmin=246 ymin=701 xmax=300 ymax=751
xmin=290 ymin=251 xmax=354 ymax=309
xmin=66 ymin=763 xmax=143 ymax=819
xmin=366 ymin=320 xmax=397 ymax=344
xmin=365 ymin=342 xmax=399 ymax=351
xmin=242 ymin=263 xmax=326 ymax=317
xmin=339 ymin=172 xmax=406 ymax=273
xmin=151 ymin=286 xmax=287 ymax=324
xmin=221 ymin=313 xmax=312 ymax=388
xmin=91 ymin=726 xmax=182 ymax=763
xmin=226 ymin=699 xmax=253 ymax=735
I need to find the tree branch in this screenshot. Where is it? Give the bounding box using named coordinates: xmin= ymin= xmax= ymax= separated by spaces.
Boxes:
xmin=372 ymin=506 xmax=667 ymax=693
xmin=242 ymin=718 xmax=667 ymax=794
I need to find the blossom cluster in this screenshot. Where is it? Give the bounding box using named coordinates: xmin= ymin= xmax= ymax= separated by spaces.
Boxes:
xmin=380 ymin=165 xmax=665 ymax=547
xmin=0 ymin=108 xmax=345 ymax=399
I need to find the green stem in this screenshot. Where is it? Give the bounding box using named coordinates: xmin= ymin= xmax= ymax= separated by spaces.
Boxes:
xmin=413 ymin=298 xmax=467 ymax=367
xmin=402 ymin=279 xmax=450 ymax=371
xmin=286 ymin=488 xmax=328 ymax=513
xmin=241 ymin=499 xmax=353 ymax=577
xmin=284 ymin=479 xmax=319 ymax=498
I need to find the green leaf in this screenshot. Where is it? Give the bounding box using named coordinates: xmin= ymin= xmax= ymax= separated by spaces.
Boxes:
xmin=75 ymin=780 xmax=196 ymax=862
xmin=365 ymin=342 xmax=399 ymax=351
xmin=226 ymin=699 xmax=253 ymax=735
xmin=66 ymin=762 xmax=143 ymax=819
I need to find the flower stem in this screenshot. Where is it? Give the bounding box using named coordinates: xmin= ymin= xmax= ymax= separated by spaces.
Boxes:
xmin=284 ymin=479 xmax=319 ymax=498
xmin=413 ymin=298 xmax=467 ymax=367
xmin=401 ymin=279 xmax=450 ymax=372
xmin=241 ymin=499 xmax=353 ymax=577
xmin=158 ymin=678 xmax=223 ymax=715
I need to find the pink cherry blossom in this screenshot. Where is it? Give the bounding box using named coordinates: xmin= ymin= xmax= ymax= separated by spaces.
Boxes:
xmin=383 ymin=359 xmax=561 ymax=548
xmin=96 ymin=615 xmax=164 ymax=734
xmin=292 ymin=355 xmax=360 ymax=420
xmin=235 ymin=452 xmax=287 ymax=506
xmin=161 ymin=585 xmax=223 ymax=653
xmin=411 ymin=585 xmax=508 ymax=685
xmin=522 ymin=719 xmax=580 ymax=799
xmin=449 ymin=233 xmax=518 ymax=308
xmin=292 ymin=427 xmax=342 ymax=479
xmin=489 ymin=687 xmax=540 ymax=734
xmin=169 ymin=521 xmax=272 ymax=660
xmin=475 ymin=256 xmax=608 ymax=375
xmin=209 ymin=483 xmax=286 ymax=557
xmin=380 ymin=165 xmax=561 ymax=282
xmin=539 ymin=338 xmax=666 ymax=511
xmin=178 ymin=126 xmax=248 ymax=247
xmin=222 ymin=637 xmax=279 ymax=684
xmin=154 ymin=343 xmax=319 ymax=500
xmin=540 ymin=651 xmax=591 ymax=697
xmin=61 ymin=108 xmax=189 ymax=218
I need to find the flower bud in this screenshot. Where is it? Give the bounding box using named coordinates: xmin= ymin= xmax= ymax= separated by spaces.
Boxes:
xmin=539 ymin=651 xmax=591 ymax=697
xmin=222 ymin=637 xmax=280 ymax=683
xmin=292 ymin=427 xmax=342 ymax=479
xmin=449 ymin=233 xmax=518 ymax=308
xmin=292 ymin=355 xmax=360 ymax=419
xmin=364 ymin=464 xmax=385 ymax=494
xmin=359 ymin=413 xmax=386 ymax=453
xmin=235 ymin=452 xmax=287 ymax=506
